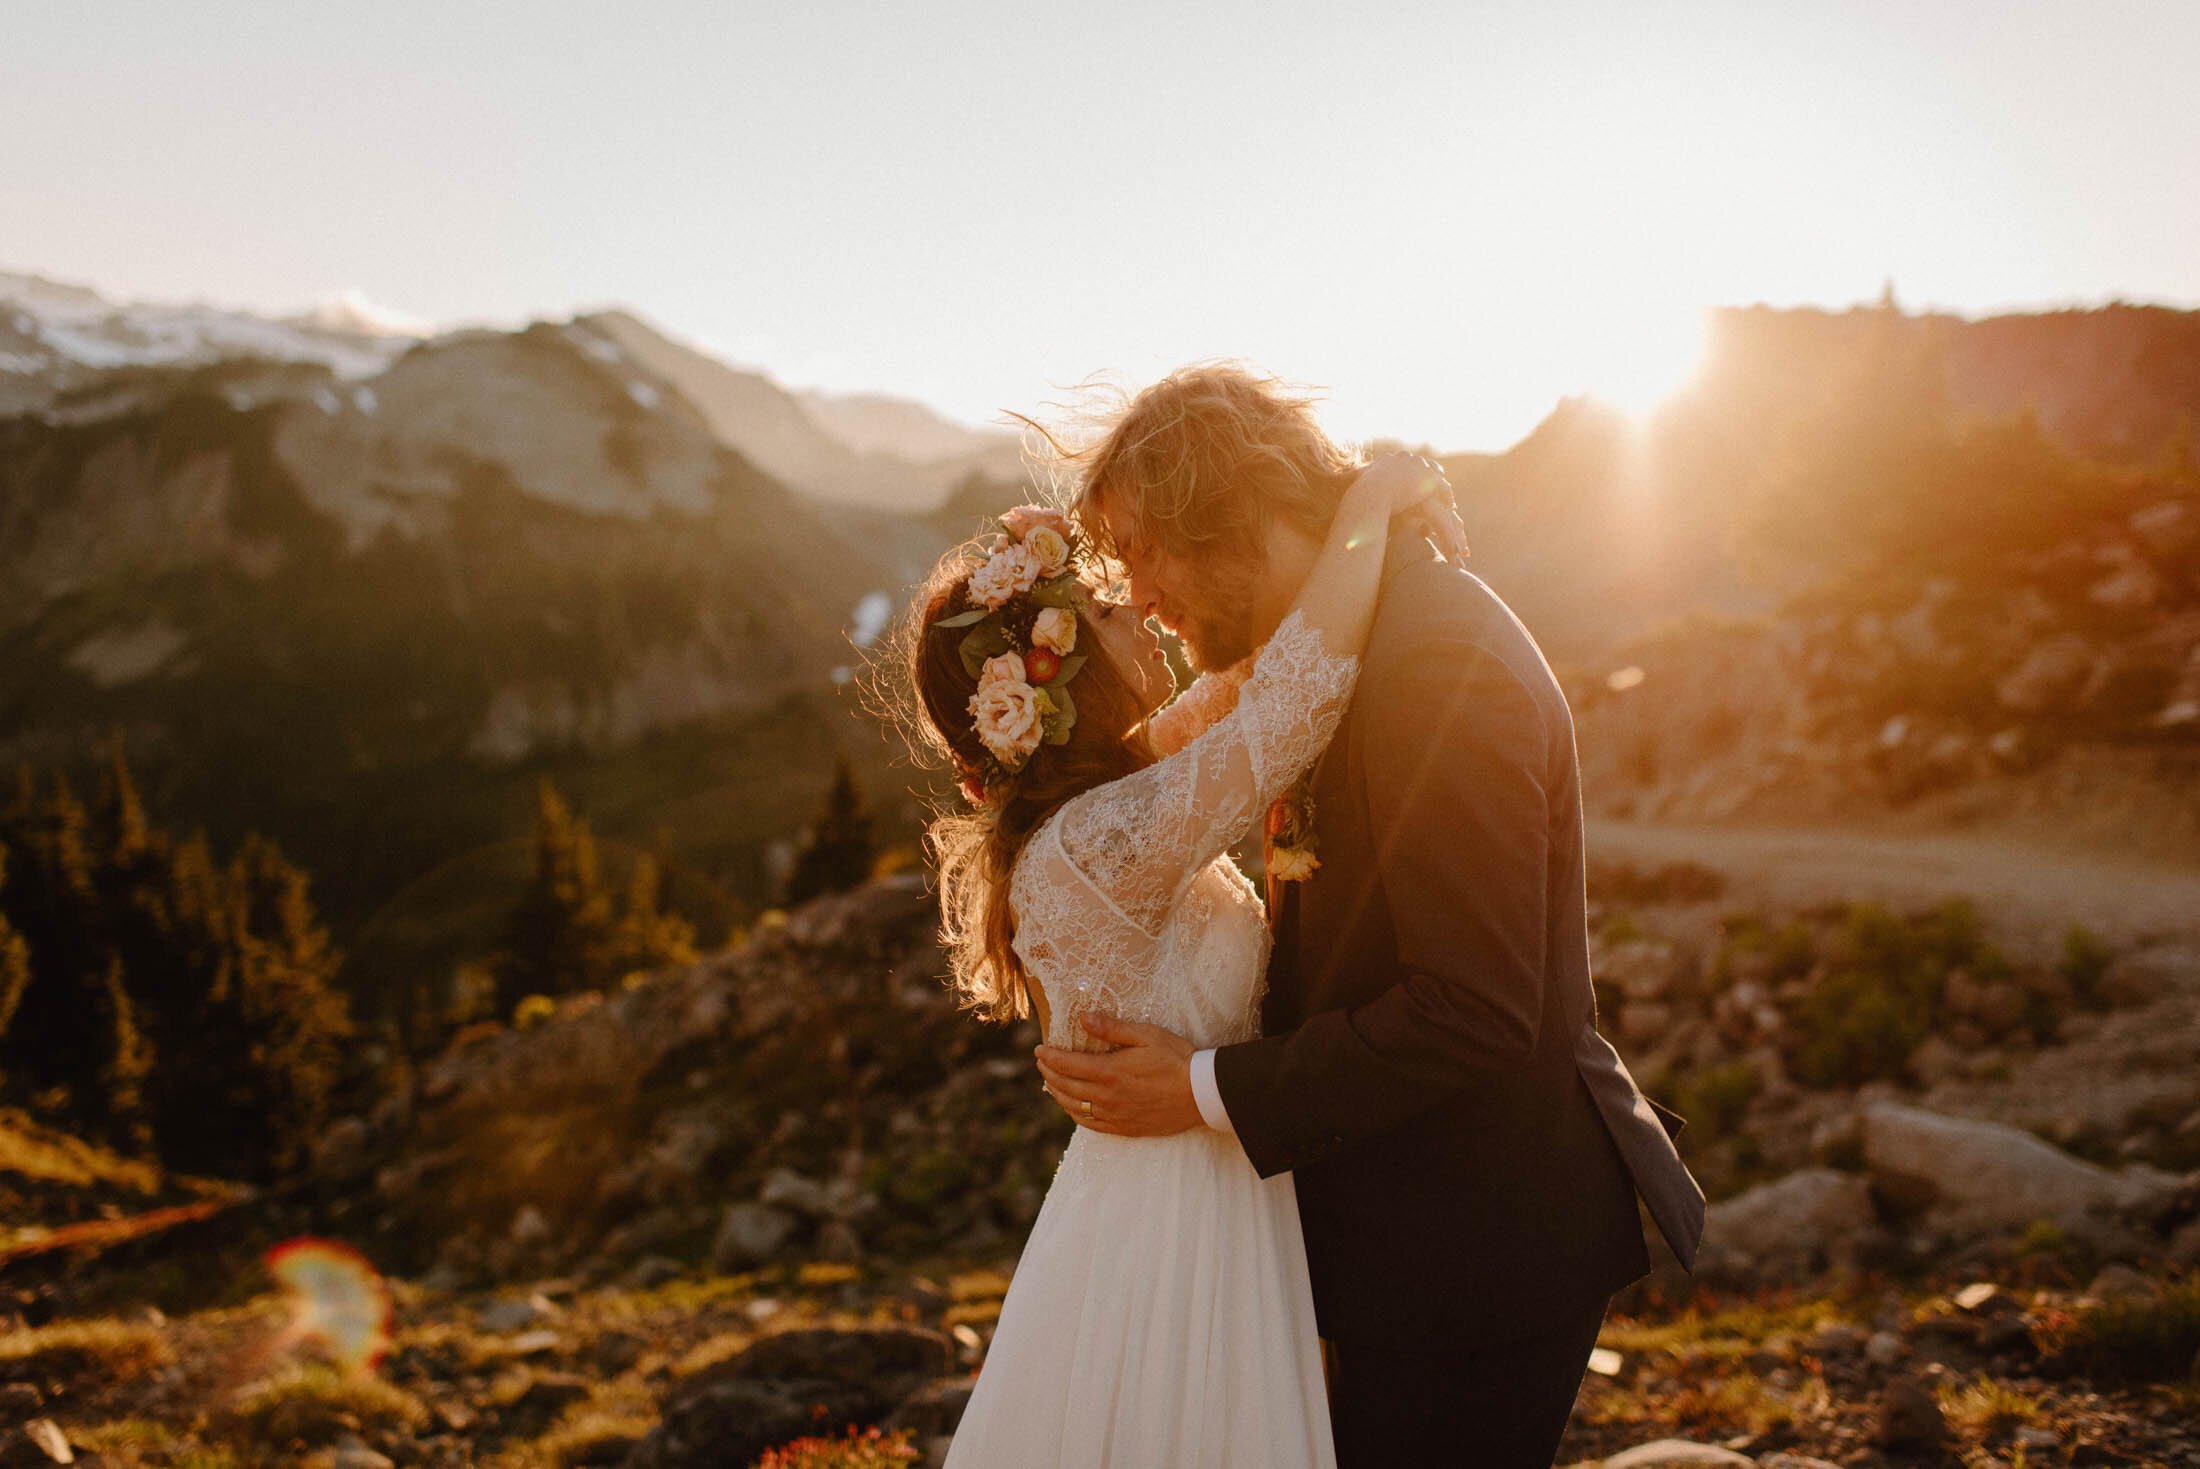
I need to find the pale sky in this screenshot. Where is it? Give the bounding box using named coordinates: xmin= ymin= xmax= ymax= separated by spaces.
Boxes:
xmin=6 ymin=1 xmax=2197 ymax=451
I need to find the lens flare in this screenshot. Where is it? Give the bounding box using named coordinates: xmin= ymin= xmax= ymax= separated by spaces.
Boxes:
xmin=264 ymin=1237 xmax=391 ymax=1373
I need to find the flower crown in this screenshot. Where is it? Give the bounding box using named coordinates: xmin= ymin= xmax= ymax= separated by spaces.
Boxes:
xmin=935 ymin=506 xmax=1092 ymax=799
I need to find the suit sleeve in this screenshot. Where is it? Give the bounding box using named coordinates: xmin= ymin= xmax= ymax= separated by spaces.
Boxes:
xmin=1214 ymin=635 xmax=1553 ymax=1178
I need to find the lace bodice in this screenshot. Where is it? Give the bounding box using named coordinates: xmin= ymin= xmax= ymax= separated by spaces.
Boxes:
xmin=1009 ymin=610 xmax=1360 ymax=1052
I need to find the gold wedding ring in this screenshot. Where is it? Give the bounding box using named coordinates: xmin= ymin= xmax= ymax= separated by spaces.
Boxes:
xmin=1080 ymin=1099 xmax=1094 ymax=1118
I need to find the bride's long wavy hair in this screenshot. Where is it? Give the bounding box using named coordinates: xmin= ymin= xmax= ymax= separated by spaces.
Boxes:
xmin=876 ymin=543 xmax=1159 ymax=1023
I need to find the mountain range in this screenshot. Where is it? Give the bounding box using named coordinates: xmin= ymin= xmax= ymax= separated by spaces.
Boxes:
xmin=3 ymin=268 xmax=2196 ymax=1020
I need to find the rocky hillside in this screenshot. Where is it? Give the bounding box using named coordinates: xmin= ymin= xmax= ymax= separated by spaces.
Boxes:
xmin=3 ymin=869 xmax=2196 ymax=1466
xmin=1433 ymin=303 xmax=2200 ymax=855
xmin=0 ymin=301 xmax=1000 ymax=1038
xmin=578 ymin=311 xmax=1023 ymax=512
xmin=1450 ymin=303 xmax=2200 ymax=670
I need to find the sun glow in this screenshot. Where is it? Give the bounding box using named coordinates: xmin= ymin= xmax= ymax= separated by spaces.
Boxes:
xmin=1576 ymin=305 xmax=1711 ymax=422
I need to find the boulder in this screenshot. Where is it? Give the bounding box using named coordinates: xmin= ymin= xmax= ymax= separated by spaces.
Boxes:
xmin=1601 ymin=1441 xmax=1753 ymax=1468
xmin=626 ymin=1326 xmax=955 ymax=1469
xmin=1875 ymin=1376 xmax=1945 ymax=1448
xmin=729 ymin=1326 xmax=953 ymax=1395
xmin=883 ymin=1375 xmax=976 ymax=1438
xmin=1995 ymin=635 xmax=2100 ymax=714
xmin=478 ymin=1294 xmax=556 ymax=1333
xmin=310 ymin=1116 xmax=373 ymax=1181
xmin=712 ymin=1203 xmax=796 ymax=1271
xmin=1861 ymin=1102 xmax=2187 ymax=1246
xmin=2101 ymin=945 xmax=2198 ymax=1008
xmin=622 ymin=1376 xmax=876 ymax=1469
xmin=759 ymin=1167 xmax=834 ymax=1217
xmin=325 ymin=1440 xmax=396 ymax=1469
xmin=1702 ymin=1168 xmax=1879 ymax=1279
xmin=4 ymin=1421 xmax=74 ymax=1466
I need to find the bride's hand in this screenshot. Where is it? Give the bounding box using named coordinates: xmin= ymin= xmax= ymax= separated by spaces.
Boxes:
xmin=1347 ymin=452 xmax=1467 ymax=563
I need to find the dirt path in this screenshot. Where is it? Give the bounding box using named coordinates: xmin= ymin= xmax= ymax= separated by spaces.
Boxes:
xmin=1588 ymin=819 xmax=2200 ymax=955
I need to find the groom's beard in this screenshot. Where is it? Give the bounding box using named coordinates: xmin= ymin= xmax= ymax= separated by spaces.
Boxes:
xmin=1179 ymin=603 xmax=1258 ymax=672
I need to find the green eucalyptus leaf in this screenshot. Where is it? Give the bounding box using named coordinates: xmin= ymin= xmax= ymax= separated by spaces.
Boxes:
xmin=1028 ymin=575 xmax=1080 ymax=609
xmin=1050 ymin=654 xmax=1089 ymax=685
xmin=935 ymin=609 xmax=989 ymax=628
xmin=958 ymin=620 xmax=1014 ymax=679
xmin=1043 ymin=684 xmax=1078 ymax=744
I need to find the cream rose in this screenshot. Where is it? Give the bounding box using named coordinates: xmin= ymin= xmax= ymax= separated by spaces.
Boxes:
xmin=969 ymin=678 xmax=1045 ymax=764
xmin=978 ymin=651 xmax=1026 ymax=687
xmin=1031 ymin=606 xmax=1078 ymax=655
xmin=967 ymin=544 xmax=1042 ymax=609
xmin=1268 ymin=847 xmax=1321 ymax=882
xmin=1023 ymin=525 xmax=1071 ymax=577
xmin=1002 ymin=505 xmax=1073 ymax=543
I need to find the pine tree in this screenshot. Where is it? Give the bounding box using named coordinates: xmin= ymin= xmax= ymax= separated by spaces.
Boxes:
xmin=784 ymin=755 xmax=876 ymax=906
xmin=96 ymin=955 xmax=153 ymax=1155
xmin=0 ymin=748 xmax=356 ymax=1179
xmin=606 ymin=851 xmax=697 ymax=982
xmin=0 ymin=775 xmax=111 ymax=1120
xmin=0 ymin=841 xmax=31 ymax=1045
xmin=495 ymin=778 xmax=617 ymax=1016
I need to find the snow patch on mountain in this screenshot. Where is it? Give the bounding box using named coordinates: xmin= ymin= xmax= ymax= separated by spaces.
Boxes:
xmin=0 ymin=270 xmax=417 ymax=387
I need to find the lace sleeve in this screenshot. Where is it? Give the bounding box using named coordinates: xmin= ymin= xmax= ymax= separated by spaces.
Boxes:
xmin=1052 ymin=608 xmax=1359 ymax=934
xmin=1145 ymin=662 xmax=1253 ymax=756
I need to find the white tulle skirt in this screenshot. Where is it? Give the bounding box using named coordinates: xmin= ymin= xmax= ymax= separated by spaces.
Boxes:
xmin=944 ymin=1126 xmax=1336 ymax=1469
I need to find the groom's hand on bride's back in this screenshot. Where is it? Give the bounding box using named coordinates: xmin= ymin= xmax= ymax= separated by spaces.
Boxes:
xmin=1035 ymin=1015 xmax=1202 ymax=1136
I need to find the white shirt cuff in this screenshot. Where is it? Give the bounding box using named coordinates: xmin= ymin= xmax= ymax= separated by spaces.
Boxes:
xmin=1189 ymin=1048 xmax=1235 ymax=1134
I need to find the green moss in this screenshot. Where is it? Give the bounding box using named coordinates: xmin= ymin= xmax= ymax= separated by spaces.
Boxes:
xmin=2038 ymin=1274 xmax=2200 ymax=1384
xmin=2057 ymin=923 xmax=2116 ymax=1011
xmin=1672 ymin=1061 xmax=1761 ymax=1141
xmin=889 ymin=1149 xmax=974 ymax=1211
xmin=1789 ymin=900 xmax=2010 ymax=1087
xmin=1709 ymin=915 xmax=1816 ymax=992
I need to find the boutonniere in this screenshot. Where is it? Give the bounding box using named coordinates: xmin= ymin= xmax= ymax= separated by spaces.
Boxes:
xmin=1263 ymin=775 xmax=1320 ymax=882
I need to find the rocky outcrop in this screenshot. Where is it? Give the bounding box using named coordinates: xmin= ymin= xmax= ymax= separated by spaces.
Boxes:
xmin=1860 ymin=1102 xmax=2190 ymax=1249
xmin=1700 ymin=1169 xmax=1883 ymax=1282
xmin=350 ymin=876 xmax=1066 ymax=1285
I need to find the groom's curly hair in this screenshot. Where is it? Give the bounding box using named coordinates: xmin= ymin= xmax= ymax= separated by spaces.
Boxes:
xmin=1030 ymin=362 xmax=1363 ymax=601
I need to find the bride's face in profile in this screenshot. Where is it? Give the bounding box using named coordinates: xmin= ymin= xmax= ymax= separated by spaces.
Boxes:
xmin=1080 ymin=589 xmax=1176 ymax=718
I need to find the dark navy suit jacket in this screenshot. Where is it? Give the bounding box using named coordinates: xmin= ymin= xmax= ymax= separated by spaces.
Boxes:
xmin=1214 ymin=532 xmax=1704 ymax=1347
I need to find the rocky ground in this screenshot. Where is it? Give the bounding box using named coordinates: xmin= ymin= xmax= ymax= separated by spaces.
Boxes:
xmin=4 ymin=829 xmax=2198 ymax=1466
xmin=1567 ymin=488 xmax=2200 ymax=867
xmin=3 ymin=1246 xmax=2195 ymax=1466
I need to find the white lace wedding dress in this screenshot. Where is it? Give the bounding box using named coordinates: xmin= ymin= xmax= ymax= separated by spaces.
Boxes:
xmin=944 ymin=611 xmax=1357 ymax=1469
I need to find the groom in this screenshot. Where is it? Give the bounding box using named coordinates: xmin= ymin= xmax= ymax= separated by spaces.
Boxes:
xmin=1035 ymin=365 xmax=1705 ymax=1467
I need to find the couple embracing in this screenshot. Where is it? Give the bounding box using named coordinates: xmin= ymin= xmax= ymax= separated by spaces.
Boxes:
xmin=890 ymin=365 xmax=1704 ymax=1468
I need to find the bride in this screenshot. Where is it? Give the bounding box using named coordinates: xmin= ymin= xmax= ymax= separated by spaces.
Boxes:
xmin=890 ymin=450 xmax=1457 ymax=1466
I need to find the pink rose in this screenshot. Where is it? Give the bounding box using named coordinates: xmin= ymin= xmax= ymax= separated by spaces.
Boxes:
xmin=1023 ymin=525 xmax=1071 ymax=577
xmin=978 ymin=652 xmax=1026 ymax=687
xmin=1001 ymin=505 xmax=1074 ymax=543
xmin=1031 ymin=606 xmax=1078 ymax=655
xmin=969 ymin=678 xmax=1045 ymax=765
xmin=967 ymin=544 xmax=1042 ymax=609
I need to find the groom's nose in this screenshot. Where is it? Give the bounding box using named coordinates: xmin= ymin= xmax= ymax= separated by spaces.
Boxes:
xmin=1127 ymin=567 xmax=1166 ymax=625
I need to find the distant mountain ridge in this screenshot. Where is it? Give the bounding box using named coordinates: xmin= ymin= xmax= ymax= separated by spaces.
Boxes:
xmin=581 ymin=308 xmax=1024 ymax=510
xmin=0 ymin=272 xmax=1028 ymax=511
xmin=0 ymin=301 xmax=949 ymax=969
